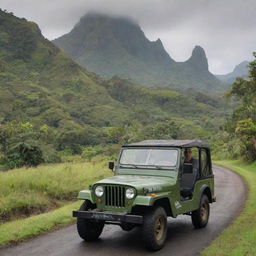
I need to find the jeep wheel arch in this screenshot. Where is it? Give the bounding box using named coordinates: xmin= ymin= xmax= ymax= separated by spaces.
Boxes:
xmin=131 ymin=198 xmax=175 ymax=217
xmin=153 ymin=198 xmax=174 ymax=217
xmin=199 ymin=185 xmax=213 ymax=203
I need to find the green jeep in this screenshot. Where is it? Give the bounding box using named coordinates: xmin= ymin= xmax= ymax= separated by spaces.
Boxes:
xmin=73 ymin=140 xmax=216 ymax=251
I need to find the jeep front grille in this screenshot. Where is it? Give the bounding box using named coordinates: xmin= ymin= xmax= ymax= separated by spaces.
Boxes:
xmin=104 ymin=185 xmax=125 ymax=207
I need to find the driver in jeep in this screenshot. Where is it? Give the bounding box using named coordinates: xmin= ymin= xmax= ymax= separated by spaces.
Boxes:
xmin=181 ymin=148 xmax=199 ymax=198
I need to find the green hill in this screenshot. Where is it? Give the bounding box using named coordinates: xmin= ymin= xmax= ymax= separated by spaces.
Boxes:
xmin=0 ymin=10 xmax=124 ymax=128
xmin=53 ymin=13 xmax=226 ymax=92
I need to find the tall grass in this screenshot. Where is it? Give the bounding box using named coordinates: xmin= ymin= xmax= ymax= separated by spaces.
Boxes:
xmin=0 ymin=161 xmax=112 ymax=222
xmin=203 ymin=160 xmax=256 ymax=256
xmin=0 ymin=201 xmax=81 ymax=246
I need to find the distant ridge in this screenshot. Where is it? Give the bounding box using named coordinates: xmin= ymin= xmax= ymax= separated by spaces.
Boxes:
xmin=53 ymin=13 xmax=225 ymax=92
xmin=216 ymin=61 xmax=249 ymax=84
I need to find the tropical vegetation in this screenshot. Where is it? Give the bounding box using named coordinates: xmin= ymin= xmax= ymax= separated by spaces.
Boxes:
xmin=213 ymin=54 xmax=256 ymax=161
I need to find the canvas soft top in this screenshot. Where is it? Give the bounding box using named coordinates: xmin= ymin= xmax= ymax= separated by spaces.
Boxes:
xmin=124 ymin=139 xmax=209 ymax=149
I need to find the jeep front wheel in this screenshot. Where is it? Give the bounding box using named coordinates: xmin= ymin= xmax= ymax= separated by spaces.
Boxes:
xmin=142 ymin=207 xmax=167 ymax=251
xmin=191 ymin=194 xmax=210 ymax=228
xmin=77 ymin=200 xmax=104 ymax=241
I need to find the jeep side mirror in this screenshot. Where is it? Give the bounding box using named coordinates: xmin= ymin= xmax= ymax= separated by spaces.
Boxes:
xmin=108 ymin=161 xmax=114 ymax=171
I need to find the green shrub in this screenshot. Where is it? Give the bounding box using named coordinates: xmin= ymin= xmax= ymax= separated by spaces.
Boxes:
xmin=6 ymin=142 xmax=44 ymax=168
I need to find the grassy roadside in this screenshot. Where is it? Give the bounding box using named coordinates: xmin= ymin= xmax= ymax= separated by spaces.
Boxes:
xmin=0 ymin=160 xmax=112 ymax=247
xmin=0 ymin=160 xmax=111 ymax=222
xmin=0 ymin=201 xmax=80 ymax=247
xmin=202 ymin=160 xmax=256 ymax=256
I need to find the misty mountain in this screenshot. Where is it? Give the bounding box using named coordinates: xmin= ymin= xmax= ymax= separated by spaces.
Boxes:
xmin=0 ymin=9 xmax=226 ymax=136
xmin=53 ymin=13 xmax=225 ymax=92
xmin=216 ymin=61 xmax=249 ymax=84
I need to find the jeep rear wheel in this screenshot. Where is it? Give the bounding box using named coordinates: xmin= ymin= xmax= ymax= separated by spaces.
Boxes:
xmin=191 ymin=194 xmax=210 ymax=228
xmin=77 ymin=200 xmax=104 ymax=241
xmin=142 ymin=207 xmax=167 ymax=251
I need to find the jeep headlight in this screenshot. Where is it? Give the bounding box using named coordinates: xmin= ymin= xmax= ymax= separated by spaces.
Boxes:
xmin=125 ymin=188 xmax=135 ymax=199
xmin=95 ymin=186 xmax=104 ymax=197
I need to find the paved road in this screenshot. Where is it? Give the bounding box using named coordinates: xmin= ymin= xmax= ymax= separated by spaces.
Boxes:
xmin=0 ymin=165 xmax=247 ymax=256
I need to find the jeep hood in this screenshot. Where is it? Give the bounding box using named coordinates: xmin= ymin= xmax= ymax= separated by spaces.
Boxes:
xmin=95 ymin=175 xmax=176 ymax=190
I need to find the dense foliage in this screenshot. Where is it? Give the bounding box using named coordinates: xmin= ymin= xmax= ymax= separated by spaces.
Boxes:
xmin=214 ymin=54 xmax=256 ymax=161
xmin=0 ymin=122 xmax=61 ymax=168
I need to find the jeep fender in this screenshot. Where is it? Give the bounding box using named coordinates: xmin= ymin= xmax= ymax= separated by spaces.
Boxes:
xmin=77 ymin=190 xmax=95 ymax=203
xmin=133 ymin=195 xmax=176 ymax=217
xmin=132 ymin=195 xmax=153 ymax=206
xmin=133 ymin=194 xmax=171 ymax=206
xmin=199 ymin=185 xmax=213 ymax=204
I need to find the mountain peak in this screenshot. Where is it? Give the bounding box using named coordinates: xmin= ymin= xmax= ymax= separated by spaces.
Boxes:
xmin=53 ymin=13 xmax=175 ymax=82
xmin=187 ymin=45 xmax=208 ymax=71
xmin=155 ymin=38 xmax=163 ymax=46
xmin=192 ymin=45 xmax=206 ymax=58
xmin=233 ymin=60 xmax=249 ymax=73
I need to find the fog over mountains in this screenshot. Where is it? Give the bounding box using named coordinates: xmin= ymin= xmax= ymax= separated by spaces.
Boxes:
xmin=53 ymin=13 xmax=226 ymax=92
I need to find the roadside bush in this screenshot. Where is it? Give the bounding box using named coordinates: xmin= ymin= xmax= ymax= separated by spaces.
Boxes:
xmin=235 ymin=119 xmax=256 ymax=161
xmin=0 ymin=121 xmax=58 ymax=169
xmin=6 ymin=142 xmax=44 ymax=168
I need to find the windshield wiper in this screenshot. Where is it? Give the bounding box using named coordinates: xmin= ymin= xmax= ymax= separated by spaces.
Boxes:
xmin=120 ymin=164 xmax=173 ymax=170
xmin=140 ymin=165 xmax=175 ymax=170
xmin=142 ymin=165 xmax=165 ymax=169
xmin=119 ymin=164 xmax=138 ymax=168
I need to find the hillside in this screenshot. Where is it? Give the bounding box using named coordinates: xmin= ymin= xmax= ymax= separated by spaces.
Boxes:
xmin=0 ymin=10 xmax=229 ymax=165
xmin=53 ymin=13 xmax=225 ymax=92
xmin=216 ymin=61 xmax=249 ymax=84
xmin=0 ymin=10 xmax=125 ymax=129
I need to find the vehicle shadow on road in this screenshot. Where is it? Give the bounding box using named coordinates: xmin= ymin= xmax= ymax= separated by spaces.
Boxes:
xmin=77 ymin=217 xmax=204 ymax=255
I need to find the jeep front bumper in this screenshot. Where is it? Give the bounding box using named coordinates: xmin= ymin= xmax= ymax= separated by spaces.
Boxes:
xmin=73 ymin=210 xmax=143 ymax=224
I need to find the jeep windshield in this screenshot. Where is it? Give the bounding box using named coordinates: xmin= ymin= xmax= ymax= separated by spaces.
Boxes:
xmin=119 ymin=148 xmax=178 ymax=169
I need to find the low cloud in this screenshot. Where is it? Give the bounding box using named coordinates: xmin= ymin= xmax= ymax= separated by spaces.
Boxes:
xmin=0 ymin=0 xmax=255 ymax=73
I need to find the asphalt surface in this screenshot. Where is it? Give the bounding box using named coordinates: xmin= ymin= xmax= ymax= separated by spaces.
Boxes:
xmin=0 ymin=165 xmax=247 ymax=256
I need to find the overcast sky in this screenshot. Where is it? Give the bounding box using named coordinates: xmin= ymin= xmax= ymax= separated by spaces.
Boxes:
xmin=0 ymin=0 xmax=255 ymax=74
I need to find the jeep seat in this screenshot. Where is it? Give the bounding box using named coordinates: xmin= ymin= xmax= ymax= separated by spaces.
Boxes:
xmin=180 ymin=161 xmax=199 ymax=198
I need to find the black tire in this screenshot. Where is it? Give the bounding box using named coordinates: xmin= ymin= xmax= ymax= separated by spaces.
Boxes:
xmin=191 ymin=194 xmax=210 ymax=229
xmin=142 ymin=207 xmax=167 ymax=251
xmin=77 ymin=200 xmax=104 ymax=241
